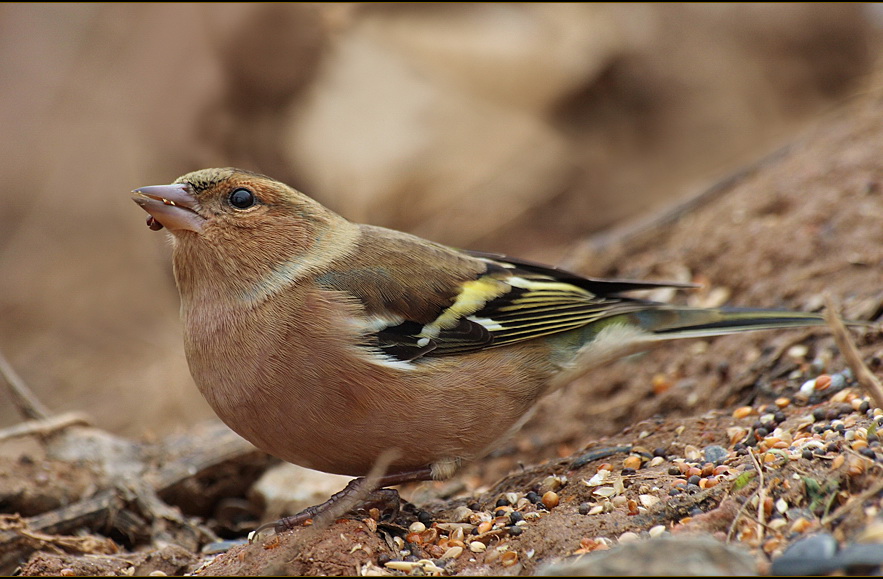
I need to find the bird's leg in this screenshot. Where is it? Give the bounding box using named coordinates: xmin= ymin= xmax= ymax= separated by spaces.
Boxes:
xmin=255 ymin=467 xmax=434 ymax=535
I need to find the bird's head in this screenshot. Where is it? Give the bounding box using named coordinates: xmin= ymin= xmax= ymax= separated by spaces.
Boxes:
xmin=132 ymin=167 xmax=354 ymax=300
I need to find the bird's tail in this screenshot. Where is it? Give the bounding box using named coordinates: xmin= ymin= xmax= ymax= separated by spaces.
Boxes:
xmin=628 ymin=306 xmax=828 ymax=339
xmin=547 ymin=305 xmax=833 ymax=390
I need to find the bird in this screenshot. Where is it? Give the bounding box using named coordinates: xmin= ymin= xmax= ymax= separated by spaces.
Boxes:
xmin=132 ymin=167 xmax=834 ymax=530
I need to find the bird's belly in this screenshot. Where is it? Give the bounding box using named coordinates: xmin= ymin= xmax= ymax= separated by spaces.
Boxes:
xmin=187 ymin=335 xmax=553 ymax=477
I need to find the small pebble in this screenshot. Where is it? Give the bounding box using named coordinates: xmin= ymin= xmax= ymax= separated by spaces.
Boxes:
xmin=508 ymin=525 xmax=524 ymax=536
xmin=704 ymin=445 xmax=729 ymax=465
xmin=417 ymin=510 xmax=433 ymax=526
xmin=770 ymin=532 xmax=838 ymax=576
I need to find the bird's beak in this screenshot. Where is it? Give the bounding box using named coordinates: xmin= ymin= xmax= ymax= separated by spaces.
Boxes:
xmin=131 ymin=184 xmax=206 ymax=233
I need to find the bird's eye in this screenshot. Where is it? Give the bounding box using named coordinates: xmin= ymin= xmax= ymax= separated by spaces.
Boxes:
xmin=229 ymin=188 xmax=256 ymax=209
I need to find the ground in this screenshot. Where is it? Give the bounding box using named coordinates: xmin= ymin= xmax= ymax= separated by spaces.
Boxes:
xmin=2 ymin=73 xmax=882 ymax=576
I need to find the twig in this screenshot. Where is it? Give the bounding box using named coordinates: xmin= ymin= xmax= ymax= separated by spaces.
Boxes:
xmin=748 ymin=448 xmax=766 ymax=544
xmin=0 ymin=349 xmax=50 ymax=420
xmin=726 ymin=476 xmax=760 ymax=543
xmin=0 ymin=412 xmax=90 ymax=442
xmin=824 ymin=294 xmax=883 ymax=409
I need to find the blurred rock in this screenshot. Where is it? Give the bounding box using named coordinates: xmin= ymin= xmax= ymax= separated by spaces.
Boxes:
xmin=538 ymin=535 xmax=757 ymax=576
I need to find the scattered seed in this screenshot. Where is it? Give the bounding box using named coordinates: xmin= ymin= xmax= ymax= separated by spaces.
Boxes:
xmin=652 ymin=373 xmax=673 ymax=394
xmin=627 ymin=499 xmax=639 ymax=515
xmin=847 ymin=456 xmax=869 ymax=476
xmin=594 ymin=486 xmax=616 ymax=498
xmin=542 ymin=491 xmax=559 ymax=509
xmin=800 ymin=379 xmax=818 ymax=396
xmin=618 ymin=531 xmax=640 ymax=543
xmin=775 ymin=498 xmax=788 ymax=514
xmin=788 ymin=344 xmax=809 ymax=359
xmin=790 ymin=517 xmax=813 ymax=534
xmin=639 ymin=494 xmax=660 ymax=508
xmin=649 ymin=525 xmax=666 ymax=538
xmin=623 ymin=455 xmax=642 ymax=470
xmin=733 ymin=406 xmax=755 ymax=419
xmin=452 ymin=506 xmax=473 ymax=523
xmin=852 ymin=439 xmax=869 ymax=451
xmin=500 ymin=551 xmax=519 ymax=567
xmin=469 ymin=541 xmax=486 ymax=553
xmin=409 ymin=521 xmax=426 ymax=534
xmin=385 ymin=561 xmax=421 ymax=572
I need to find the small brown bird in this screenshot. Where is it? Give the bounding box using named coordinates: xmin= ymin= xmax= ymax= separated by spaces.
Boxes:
xmin=132 ymin=167 xmax=831 ymax=528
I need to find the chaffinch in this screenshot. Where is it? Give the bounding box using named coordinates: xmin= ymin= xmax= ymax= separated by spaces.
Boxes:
xmin=132 ymin=167 xmax=830 ymax=528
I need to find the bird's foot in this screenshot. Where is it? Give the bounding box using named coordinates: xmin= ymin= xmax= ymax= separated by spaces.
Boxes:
xmin=249 ymin=467 xmax=433 ymax=540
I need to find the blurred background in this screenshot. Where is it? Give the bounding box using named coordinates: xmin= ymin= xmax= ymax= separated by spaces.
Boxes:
xmin=0 ymin=3 xmax=879 ymax=436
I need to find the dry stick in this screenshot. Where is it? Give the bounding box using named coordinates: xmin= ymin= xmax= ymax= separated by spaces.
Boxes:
xmin=747 ymin=448 xmax=766 ymax=545
xmin=0 ymin=349 xmax=50 ymax=420
xmin=0 ymin=412 xmax=90 ymax=442
xmin=824 ymin=295 xmax=883 ymax=410
xmin=726 ymin=475 xmax=761 ymax=543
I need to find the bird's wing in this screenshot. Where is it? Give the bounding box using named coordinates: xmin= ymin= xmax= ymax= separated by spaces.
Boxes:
xmin=318 ymin=231 xmax=690 ymax=362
